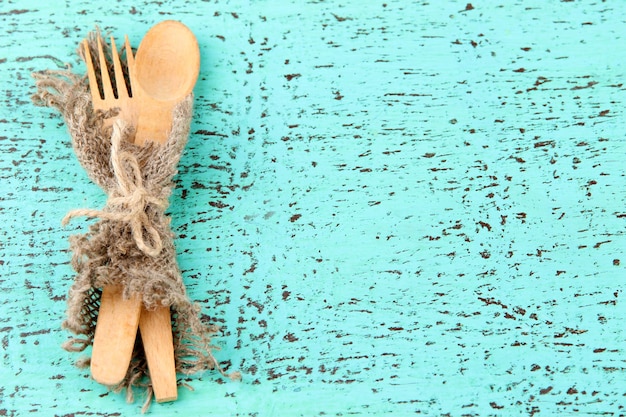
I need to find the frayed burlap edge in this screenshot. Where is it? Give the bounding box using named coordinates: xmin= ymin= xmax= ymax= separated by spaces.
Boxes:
xmin=31 ymin=32 xmax=240 ymax=411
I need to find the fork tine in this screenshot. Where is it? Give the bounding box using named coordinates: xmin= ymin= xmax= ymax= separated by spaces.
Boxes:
xmin=109 ymin=36 xmax=128 ymax=100
xmin=82 ymin=39 xmax=102 ymax=101
xmin=124 ymin=35 xmax=135 ymax=97
xmin=96 ymin=36 xmax=115 ymax=100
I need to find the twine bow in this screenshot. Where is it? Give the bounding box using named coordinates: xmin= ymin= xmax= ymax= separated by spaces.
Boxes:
xmin=62 ymin=120 xmax=166 ymax=257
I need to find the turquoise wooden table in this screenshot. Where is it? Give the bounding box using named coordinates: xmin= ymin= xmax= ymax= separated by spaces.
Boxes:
xmin=2 ymin=0 xmax=625 ymax=415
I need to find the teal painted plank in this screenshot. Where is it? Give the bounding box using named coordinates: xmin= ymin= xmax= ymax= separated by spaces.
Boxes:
xmin=1 ymin=0 xmax=625 ymax=415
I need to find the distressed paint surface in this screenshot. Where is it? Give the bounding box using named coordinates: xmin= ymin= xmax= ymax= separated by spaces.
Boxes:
xmin=1 ymin=0 xmax=625 ymax=415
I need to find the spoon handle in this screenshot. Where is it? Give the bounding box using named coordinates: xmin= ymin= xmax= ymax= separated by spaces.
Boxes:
xmin=130 ymin=90 xmax=179 ymax=404
xmin=133 ymin=100 xmax=177 ymax=146
xmin=139 ymin=306 xmax=177 ymax=402
xmin=130 ymin=83 xmax=180 ymax=403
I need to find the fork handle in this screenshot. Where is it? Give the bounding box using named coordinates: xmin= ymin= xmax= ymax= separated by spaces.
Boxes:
xmin=91 ymin=285 xmax=142 ymax=386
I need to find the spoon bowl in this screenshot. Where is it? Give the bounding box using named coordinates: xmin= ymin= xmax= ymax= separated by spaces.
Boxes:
xmin=134 ymin=21 xmax=200 ymax=102
xmin=132 ymin=20 xmax=200 ymax=146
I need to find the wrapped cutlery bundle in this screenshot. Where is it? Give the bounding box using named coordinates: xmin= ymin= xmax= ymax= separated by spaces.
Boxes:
xmin=31 ymin=23 xmax=239 ymax=409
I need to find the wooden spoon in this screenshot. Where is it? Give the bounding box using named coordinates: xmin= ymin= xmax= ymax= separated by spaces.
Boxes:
xmin=132 ymin=20 xmax=200 ymax=403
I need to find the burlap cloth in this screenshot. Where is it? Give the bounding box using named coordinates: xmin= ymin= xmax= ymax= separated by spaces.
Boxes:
xmin=31 ymin=33 xmax=239 ymax=409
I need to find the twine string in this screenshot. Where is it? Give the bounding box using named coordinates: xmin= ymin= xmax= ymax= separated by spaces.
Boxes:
xmin=62 ymin=120 xmax=166 ymax=257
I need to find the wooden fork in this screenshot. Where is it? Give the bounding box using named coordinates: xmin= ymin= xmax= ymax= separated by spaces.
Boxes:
xmin=83 ymin=35 xmax=144 ymax=388
xmin=83 ymin=35 xmax=137 ymax=129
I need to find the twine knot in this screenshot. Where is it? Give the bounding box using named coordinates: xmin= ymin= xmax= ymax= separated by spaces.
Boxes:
xmin=62 ymin=120 xmax=166 ymax=257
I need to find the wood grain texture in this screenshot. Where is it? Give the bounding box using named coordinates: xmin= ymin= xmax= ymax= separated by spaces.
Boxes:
xmin=1 ymin=0 xmax=625 ymax=415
